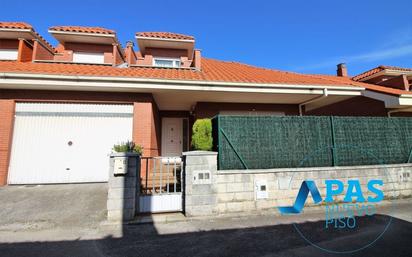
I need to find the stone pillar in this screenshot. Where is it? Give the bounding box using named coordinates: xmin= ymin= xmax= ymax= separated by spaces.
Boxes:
xmin=183 ymin=151 xmax=218 ymax=216
xmin=107 ymin=153 xmax=140 ymax=222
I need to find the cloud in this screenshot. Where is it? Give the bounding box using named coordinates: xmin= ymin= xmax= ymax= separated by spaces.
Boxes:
xmin=292 ymin=44 xmax=412 ymax=72
xmin=349 ymin=44 xmax=412 ymax=62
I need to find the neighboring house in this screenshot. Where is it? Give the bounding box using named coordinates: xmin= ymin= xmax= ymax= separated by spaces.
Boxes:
xmin=353 ymin=65 xmax=412 ymax=90
xmin=0 ymin=21 xmax=411 ymax=185
xmin=351 ymin=65 xmax=412 ymax=116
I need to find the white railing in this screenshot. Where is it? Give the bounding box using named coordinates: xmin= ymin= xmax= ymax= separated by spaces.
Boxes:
xmin=140 ymin=156 xmax=183 ymax=195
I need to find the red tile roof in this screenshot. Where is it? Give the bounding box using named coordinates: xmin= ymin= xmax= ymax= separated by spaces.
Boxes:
xmin=136 ymin=32 xmax=194 ymax=40
xmin=0 ymin=21 xmax=54 ymax=52
xmin=353 ymin=65 xmax=412 ymax=81
xmin=319 ymin=74 xmax=412 ymax=96
xmin=49 ymin=26 xmax=115 ymax=35
xmin=0 ymin=58 xmax=372 ymax=89
xmin=0 ymin=21 xmax=32 ymax=30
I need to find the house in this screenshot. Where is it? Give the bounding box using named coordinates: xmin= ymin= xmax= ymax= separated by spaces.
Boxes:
xmin=1 ymin=21 xmax=412 ymax=186
xmin=351 ymin=65 xmax=412 ymax=116
xmin=353 ymin=65 xmax=412 ymax=90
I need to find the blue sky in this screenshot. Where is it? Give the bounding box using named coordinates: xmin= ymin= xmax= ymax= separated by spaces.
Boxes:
xmin=1 ymin=0 xmax=411 ymax=75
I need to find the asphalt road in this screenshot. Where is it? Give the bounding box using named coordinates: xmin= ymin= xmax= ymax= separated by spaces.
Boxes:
xmin=0 ymin=184 xmax=411 ymax=257
xmin=0 ymin=213 xmax=411 ymax=257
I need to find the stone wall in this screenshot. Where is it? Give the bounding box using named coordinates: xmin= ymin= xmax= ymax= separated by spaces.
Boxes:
xmin=183 ymin=151 xmax=412 ymax=216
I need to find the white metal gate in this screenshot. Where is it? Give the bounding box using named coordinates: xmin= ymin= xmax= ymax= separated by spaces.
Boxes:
xmin=8 ymin=102 xmax=133 ymax=184
xmin=139 ymin=156 xmax=183 ymax=213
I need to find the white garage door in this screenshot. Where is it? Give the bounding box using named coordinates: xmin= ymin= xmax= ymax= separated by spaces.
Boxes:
xmin=8 ymin=103 xmax=133 ymax=184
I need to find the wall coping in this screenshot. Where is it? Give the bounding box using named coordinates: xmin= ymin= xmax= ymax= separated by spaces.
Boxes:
xmin=217 ymin=163 xmax=412 ymax=175
xmin=183 ymin=151 xmax=218 ymax=156
xmin=110 ymin=152 xmax=141 ymax=157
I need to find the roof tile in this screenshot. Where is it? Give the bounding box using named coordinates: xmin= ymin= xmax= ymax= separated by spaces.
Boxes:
xmin=0 ymin=22 xmax=32 ymax=29
xmin=0 ymin=21 xmax=54 ymax=52
xmin=49 ymin=26 xmax=115 ymax=35
xmin=0 ymin=58 xmax=377 ymax=91
xmin=353 ymin=65 xmax=412 ymax=81
xmin=136 ymin=32 xmax=194 ymax=40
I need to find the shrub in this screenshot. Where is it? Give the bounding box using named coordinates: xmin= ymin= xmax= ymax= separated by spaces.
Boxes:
xmin=191 ymin=119 xmax=213 ymax=151
xmin=113 ymin=140 xmax=143 ymax=154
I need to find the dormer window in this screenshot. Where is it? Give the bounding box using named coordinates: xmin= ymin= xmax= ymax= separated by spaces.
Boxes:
xmin=135 ymin=32 xmax=200 ymax=69
xmin=0 ymin=49 xmax=18 ymax=60
xmin=73 ymin=52 xmax=105 ymax=64
xmin=153 ymin=58 xmax=181 ymax=68
xmin=49 ymin=26 xmax=124 ymax=66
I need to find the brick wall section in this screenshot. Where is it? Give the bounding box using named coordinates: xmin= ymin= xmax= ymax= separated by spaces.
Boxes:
xmin=112 ymin=44 xmax=124 ymax=66
xmin=125 ymin=43 xmax=137 ymax=65
xmin=62 ymin=42 xmax=113 ymax=54
xmin=307 ymin=96 xmax=389 ymax=116
xmin=0 ymin=89 xmax=153 ymax=103
xmin=378 ymin=75 xmax=410 ymax=91
xmin=17 ymin=39 xmax=33 ymax=62
xmin=0 ymin=100 xmax=15 ymax=185
xmin=194 ymin=102 xmax=299 ymax=118
xmin=0 ymin=39 xmax=19 ymax=49
xmin=54 ymin=43 xmax=115 ymax=64
xmin=135 ymin=47 xmax=193 ymax=67
xmin=54 ymin=44 xmax=73 ymax=62
xmin=32 ymin=40 xmax=54 ymax=61
xmin=195 ymin=99 xmax=412 ymax=118
xmin=136 ymin=53 xmax=153 ymax=66
xmin=133 ymin=101 xmax=160 ymax=157
xmin=193 ymin=49 xmax=201 ymax=70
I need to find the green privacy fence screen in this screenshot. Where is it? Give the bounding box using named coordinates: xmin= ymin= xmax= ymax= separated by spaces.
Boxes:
xmin=212 ymin=115 xmax=412 ymax=170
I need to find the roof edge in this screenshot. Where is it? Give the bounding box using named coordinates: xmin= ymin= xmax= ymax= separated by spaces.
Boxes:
xmin=0 ymin=71 xmax=365 ymax=91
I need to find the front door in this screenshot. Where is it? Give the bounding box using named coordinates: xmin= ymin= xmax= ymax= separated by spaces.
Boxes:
xmin=162 ymin=118 xmax=183 ymax=156
xmin=139 ymin=117 xmax=185 ymax=213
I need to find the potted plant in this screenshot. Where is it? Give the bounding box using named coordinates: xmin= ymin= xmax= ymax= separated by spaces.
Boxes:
xmin=111 ymin=140 xmax=143 ymax=175
xmin=113 ymin=140 xmax=143 ymax=155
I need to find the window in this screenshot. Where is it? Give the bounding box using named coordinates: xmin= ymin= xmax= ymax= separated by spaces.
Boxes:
xmin=0 ymin=49 xmax=18 ymax=60
xmin=72 ymin=52 xmax=105 ymax=64
xmin=153 ymin=58 xmax=181 ymax=68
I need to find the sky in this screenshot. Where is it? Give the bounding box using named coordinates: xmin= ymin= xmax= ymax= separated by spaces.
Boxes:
xmin=1 ymin=0 xmax=411 ymax=76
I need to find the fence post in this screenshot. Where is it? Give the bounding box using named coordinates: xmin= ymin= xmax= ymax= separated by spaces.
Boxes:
xmin=330 ymin=116 xmax=337 ymax=166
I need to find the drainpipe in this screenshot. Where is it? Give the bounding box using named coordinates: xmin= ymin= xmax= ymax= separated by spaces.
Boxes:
xmin=387 ymin=106 xmax=412 ymax=117
xmin=299 ymin=88 xmax=328 ymax=116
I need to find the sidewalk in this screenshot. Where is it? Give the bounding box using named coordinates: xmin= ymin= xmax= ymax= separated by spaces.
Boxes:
xmin=123 ymin=198 xmax=412 ymax=235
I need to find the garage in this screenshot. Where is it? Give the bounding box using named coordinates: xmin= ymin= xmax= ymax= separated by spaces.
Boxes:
xmin=7 ymin=102 xmax=133 ymax=184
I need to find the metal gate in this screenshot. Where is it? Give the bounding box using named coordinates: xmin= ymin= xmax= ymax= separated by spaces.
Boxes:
xmin=139 ymin=156 xmax=183 ymax=213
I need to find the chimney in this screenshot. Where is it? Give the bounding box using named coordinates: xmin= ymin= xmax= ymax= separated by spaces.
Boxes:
xmin=193 ymin=49 xmax=201 ymax=70
xmin=126 ymin=40 xmax=134 ymax=48
xmin=125 ymin=41 xmax=136 ymax=65
xmin=337 ymin=63 xmax=348 ymax=77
